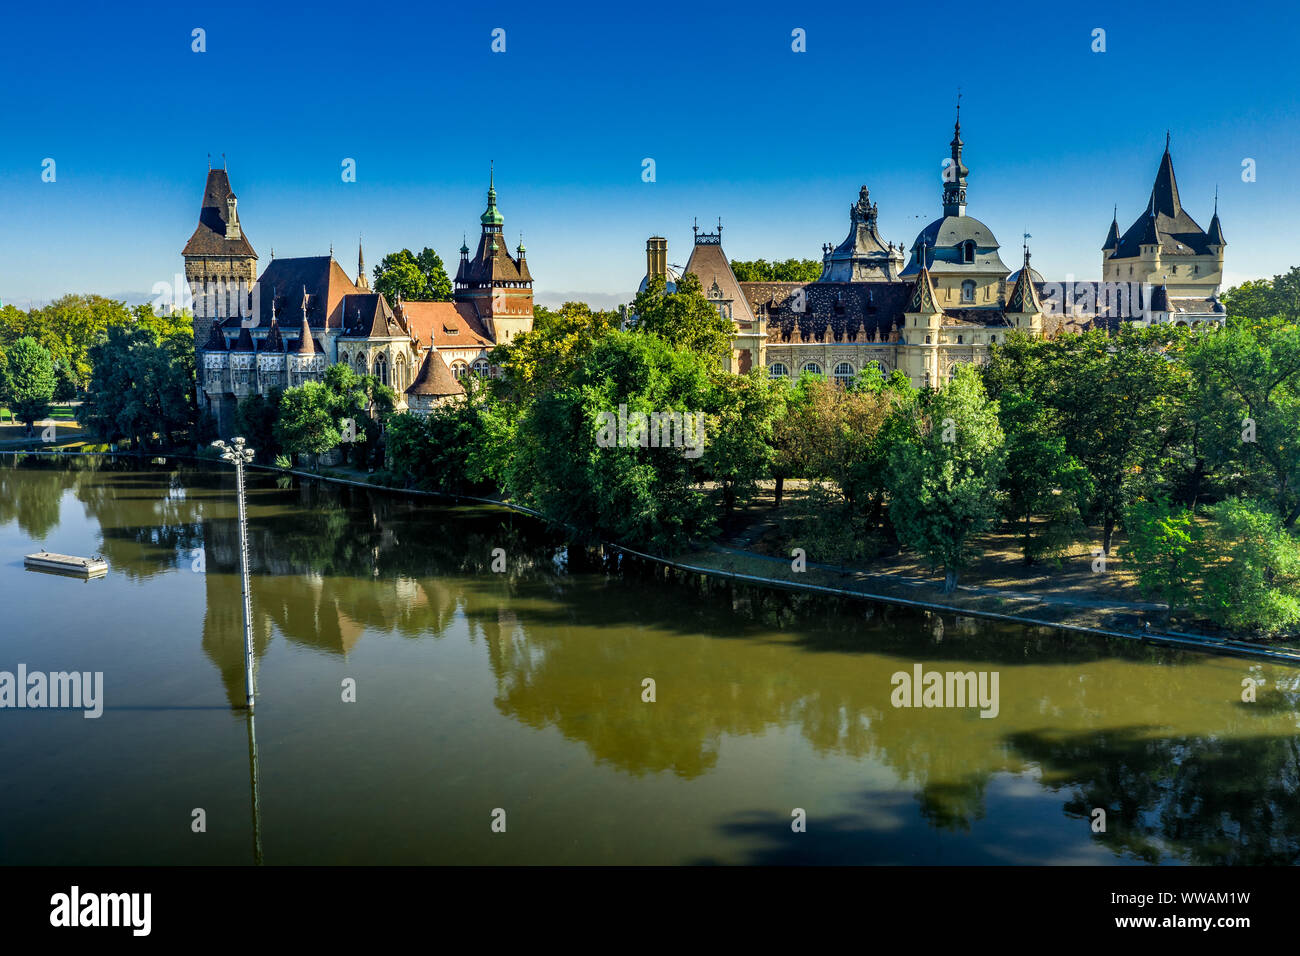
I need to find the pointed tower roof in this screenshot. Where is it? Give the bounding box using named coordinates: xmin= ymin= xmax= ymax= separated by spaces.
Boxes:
xmin=1207 ymin=193 xmax=1225 ymax=246
xmin=1005 ymin=248 xmax=1043 ymax=314
xmin=1103 ymin=206 xmax=1120 ymax=251
xmin=1111 ymin=139 xmax=1214 ymax=259
xmin=202 ymin=323 xmax=228 ymax=351
xmin=231 ymin=326 xmax=256 ymax=352
xmin=1146 ymin=134 xmax=1182 ymax=218
xmin=263 ymin=316 xmax=285 ymax=352
xmin=292 ymin=287 xmax=318 ymax=354
xmin=480 ymin=163 xmax=504 ymax=226
xmin=907 ymin=267 xmax=940 ymax=314
xmin=183 ymin=169 xmax=257 ymax=258
xmin=942 ymin=102 xmax=970 ymax=218
xmin=406 ymin=348 xmax=465 ymax=397
xmin=355 ymin=238 xmax=370 ymax=290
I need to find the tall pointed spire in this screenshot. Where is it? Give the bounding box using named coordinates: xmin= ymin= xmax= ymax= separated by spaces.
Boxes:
xmin=1103 ymin=204 xmax=1120 ymax=251
xmin=480 ymin=161 xmax=504 ymax=227
xmin=355 ymin=236 xmax=370 ymax=290
xmin=1146 ymin=139 xmax=1183 ymax=218
xmin=1006 ymin=245 xmax=1042 ymax=314
xmin=1207 ymin=187 xmax=1225 ymax=247
xmin=942 ymin=98 xmax=970 ymax=217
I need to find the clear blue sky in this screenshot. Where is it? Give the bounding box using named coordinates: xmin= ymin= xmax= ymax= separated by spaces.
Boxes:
xmin=2 ymin=0 xmax=1296 ymax=309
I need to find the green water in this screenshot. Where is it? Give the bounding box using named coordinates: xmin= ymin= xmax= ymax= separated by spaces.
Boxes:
xmin=0 ymin=456 xmax=1297 ymax=865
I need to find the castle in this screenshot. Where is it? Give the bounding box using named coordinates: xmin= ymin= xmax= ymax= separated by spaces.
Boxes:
xmin=184 ymin=168 xmax=532 ymax=433
xmin=643 ymin=120 xmax=1227 ymax=389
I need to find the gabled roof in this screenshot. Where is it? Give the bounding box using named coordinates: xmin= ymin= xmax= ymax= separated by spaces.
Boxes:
xmin=683 ymin=234 xmax=756 ymax=324
xmin=401 ymin=301 xmax=495 ymax=349
xmin=906 ymin=268 xmax=940 ymax=314
xmin=252 ymin=257 xmax=358 ymax=329
xmin=340 ymin=293 xmax=407 ymax=338
xmin=183 ymin=169 xmax=257 ymax=258
xmin=406 ymin=348 xmax=465 ymax=397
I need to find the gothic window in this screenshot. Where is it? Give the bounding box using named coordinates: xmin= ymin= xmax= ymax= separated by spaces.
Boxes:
xmin=339 ymin=352 xmax=349 ymax=368
xmin=801 ymin=361 xmax=823 ymax=376
xmin=833 ymin=362 xmax=855 ymax=385
xmin=374 ymin=353 xmax=389 ymax=386
xmin=355 ymin=354 xmax=368 ymax=375
xmin=961 ymin=280 xmax=976 ymax=303
xmin=472 ymin=358 xmax=490 ymax=377
xmin=394 ymin=354 xmax=408 ymax=391
xmin=768 ymin=362 xmax=789 ymax=379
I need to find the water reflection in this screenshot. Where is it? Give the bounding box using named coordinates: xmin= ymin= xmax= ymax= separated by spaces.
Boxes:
xmin=2 ymin=455 xmax=1299 ymax=865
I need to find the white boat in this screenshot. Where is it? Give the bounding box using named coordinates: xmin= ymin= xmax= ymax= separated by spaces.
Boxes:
xmin=23 ymin=551 xmax=108 ymax=578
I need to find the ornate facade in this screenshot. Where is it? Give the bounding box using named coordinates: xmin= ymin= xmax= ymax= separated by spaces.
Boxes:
xmin=185 ymin=168 xmax=532 ymax=434
xmin=655 ymin=119 xmax=1227 ymax=389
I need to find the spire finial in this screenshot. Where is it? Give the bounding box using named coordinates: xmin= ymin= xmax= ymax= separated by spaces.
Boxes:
xmin=222 ymin=152 xmax=227 ymax=171
xmin=955 ymin=87 xmax=962 ymax=131
xmin=207 ymin=152 xmax=211 ymax=171
xmin=1214 ymin=184 xmax=1219 ymax=214
xmin=1165 ymin=130 xmax=1171 ymax=152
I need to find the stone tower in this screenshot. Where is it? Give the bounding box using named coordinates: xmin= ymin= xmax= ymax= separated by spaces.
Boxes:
xmin=453 ymin=166 xmax=533 ymax=345
xmin=183 ymin=166 xmax=258 ymax=348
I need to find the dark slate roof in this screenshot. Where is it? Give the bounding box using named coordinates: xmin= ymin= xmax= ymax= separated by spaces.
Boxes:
xmin=456 ymin=227 xmax=531 ymax=287
xmin=1111 ymin=148 xmax=1214 ymax=258
xmin=1207 ymin=211 xmax=1225 ymax=245
xmin=262 ymin=318 xmax=285 ymax=352
xmin=1102 ymin=215 xmax=1120 ymax=251
xmin=183 ymin=170 xmax=257 ymax=258
xmin=406 ymin=348 xmax=464 ymax=397
xmin=202 ymin=323 xmax=228 ymax=351
xmin=231 ymin=326 xmax=256 ymax=352
xmin=1005 ymin=256 xmax=1043 ymax=313
xmin=339 ymin=293 xmax=407 ymax=338
xmin=740 ymin=281 xmax=911 ymax=344
xmin=252 ymin=257 xmax=359 ymax=329
xmin=907 ymin=269 xmax=940 ymax=313
xmin=900 ymin=213 xmax=1011 ymax=277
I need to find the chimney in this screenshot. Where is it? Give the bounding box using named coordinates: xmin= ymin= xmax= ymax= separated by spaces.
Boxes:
xmin=646 ymin=237 xmax=667 ymax=281
xmin=225 ymin=194 xmax=241 ymax=240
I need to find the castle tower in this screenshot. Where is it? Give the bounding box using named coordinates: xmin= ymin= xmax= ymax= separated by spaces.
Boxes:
xmin=900 ymin=267 xmax=943 ymax=389
xmin=1004 ymin=246 xmax=1044 ymax=335
xmin=453 ymin=166 xmax=533 ymax=345
xmin=1103 ymin=136 xmax=1224 ymax=297
xmin=183 ymin=166 xmax=258 ymax=348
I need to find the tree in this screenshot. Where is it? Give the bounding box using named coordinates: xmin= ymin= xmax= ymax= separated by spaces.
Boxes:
xmin=629 ymin=274 xmax=734 ymax=366
xmin=885 ymin=365 xmax=1006 ymax=592
xmin=82 ymin=327 xmax=197 ymax=449
xmin=8 ymin=337 xmax=57 ymax=431
xmin=490 ymin=301 xmax=621 ymax=404
xmin=1186 ymin=316 xmax=1300 ymax=526
xmin=996 ymin=391 xmax=1091 ymax=564
xmin=1199 ymin=498 xmax=1300 ymax=634
xmin=701 ymin=372 xmax=783 ymax=515
xmin=730 ymin=259 xmax=823 ymax=282
xmin=372 ymin=248 xmax=453 ymax=302
xmin=276 ymin=381 xmax=341 ymax=469
xmin=1121 ymin=498 xmax=1201 ymax=625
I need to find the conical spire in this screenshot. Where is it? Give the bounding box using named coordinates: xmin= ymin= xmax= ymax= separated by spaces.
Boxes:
xmin=481 ymin=161 xmax=504 ymax=226
xmin=1103 ymin=205 xmax=1120 ymax=251
xmin=355 ymin=237 xmax=370 ymax=290
xmin=1006 ymin=247 xmax=1042 ymax=314
xmin=1207 ymin=189 xmax=1225 ymax=246
xmin=1146 ymin=136 xmax=1182 ymax=218
xmin=292 ymin=284 xmax=317 ymax=354
xmin=907 ymin=267 xmax=940 ymax=314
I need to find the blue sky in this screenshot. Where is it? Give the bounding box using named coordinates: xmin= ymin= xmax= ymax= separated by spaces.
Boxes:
xmin=2 ymin=0 xmax=1297 ymax=308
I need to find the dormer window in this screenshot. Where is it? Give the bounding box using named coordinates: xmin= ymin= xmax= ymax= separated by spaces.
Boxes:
xmin=962 ymin=241 xmax=975 ymax=263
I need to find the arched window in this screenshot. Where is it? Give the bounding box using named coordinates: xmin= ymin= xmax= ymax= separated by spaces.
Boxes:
xmin=354 ymin=354 xmax=368 ymax=375
xmin=451 ymin=360 xmax=469 ymax=380
xmin=833 ymin=362 xmax=855 ymax=385
xmin=768 ymin=362 xmax=789 ymax=379
xmin=961 ymin=280 xmax=976 ymax=303
xmin=472 ymin=358 xmax=490 ymax=377
xmin=957 ymin=335 xmax=963 ymax=344
xmin=962 ymin=241 xmax=975 ymax=263
xmin=394 ymin=354 xmax=408 ymax=391
xmin=339 ymin=351 xmax=349 ymax=368
xmin=925 ymin=335 xmax=932 ymax=344
xmin=990 ymin=335 xmax=997 ymax=344
xmin=374 ymin=352 xmax=389 ymax=386
xmin=801 ymin=361 xmax=823 ymax=376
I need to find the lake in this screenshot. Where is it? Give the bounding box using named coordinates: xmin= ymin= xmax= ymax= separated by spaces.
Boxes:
xmin=1 ymin=456 xmax=1297 ymax=865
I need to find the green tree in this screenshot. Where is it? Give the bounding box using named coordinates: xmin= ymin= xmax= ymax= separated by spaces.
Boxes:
xmin=997 ymin=391 xmax=1091 ymax=564
xmin=276 ymin=381 xmax=341 ymax=468
xmin=82 ymin=327 xmax=197 ymax=449
xmin=235 ymin=389 xmax=284 ymax=462
xmin=1121 ymin=498 xmax=1201 ymax=625
xmin=8 ymin=337 xmax=57 ymax=431
xmin=629 ymin=274 xmax=734 ymax=366
xmin=702 ymin=372 xmax=783 ymax=515
xmin=373 ymin=248 xmax=453 ymax=302
xmin=885 ymin=365 xmax=1006 ymax=592
xmin=491 ymin=301 xmax=621 ymax=404
xmin=1199 ymin=498 xmax=1300 ymax=634
xmin=730 ymin=259 xmax=822 ymax=282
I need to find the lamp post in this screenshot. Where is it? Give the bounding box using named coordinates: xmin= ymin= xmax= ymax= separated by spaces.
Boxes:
xmin=212 ymin=437 xmax=257 ymax=711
